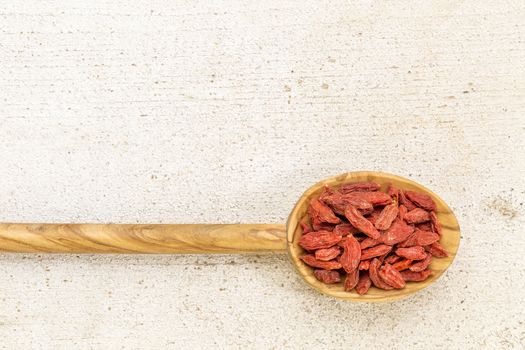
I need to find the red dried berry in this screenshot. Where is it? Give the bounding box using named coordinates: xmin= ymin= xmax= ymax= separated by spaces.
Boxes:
xmin=404 ymin=208 xmax=430 ymax=224
xmin=340 ymin=235 xmax=361 ymax=273
xmin=344 ymin=269 xmax=360 ymax=291
xmin=425 ymin=242 xmax=449 ymax=257
xmin=355 ymin=272 xmax=372 ymax=295
xmin=349 ymin=191 xmax=393 ymax=206
xmin=358 ymin=259 xmax=371 ymax=270
xmin=387 ymin=183 xmax=399 ymax=201
xmin=344 ymin=205 xmax=380 ymax=239
xmin=398 ymin=205 xmax=408 ymax=221
xmin=314 ymin=269 xmax=341 ymax=284
xmin=400 ymin=269 xmax=433 ymax=282
xmin=381 ymin=218 xmax=414 ymax=245
xmin=300 ymin=218 xmax=313 ymax=233
xmin=410 ymin=253 xmax=432 ymax=272
xmin=399 ymin=190 xmax=417 ymax=211
xmin=405 ymin=191 xmax=436 ymax=211
xmin=396 ymin=246 xmax=427 ymax=260
xmin=341 ymin=182 xmax=381 ymax=193
xmin=392 ymin=259 xmax=413 ymax=271
xmin=366 ymin=208 xmax=383 ymax=225
xmin=369 ymin=258 xmax=393 ymax=290
xmin=313 ymin=222 xmax=336 ymax=231
xmin=416 ymin=222 xmax=432 ymax=231
xmin=374 ymin=203 xmax=399 ymax=230
xmin=314 ymin=246 xmax=341 ymax=261
xmin=384 ymin=254 xmax=401 ymax=264
xmin=333 ymin=223 xmax=358 ymax=237
xmin=360 ymin=237 xmax=380 ymax=249
xmin=299 ymin=230 xmax=342 ymax=251
xmin=323 ymin=192 xmax=373 ymax=215
xmin=360 ymin=244 xmax=392 ymax=260
xmin=397 ymin=232 xmax=417 ymax=248
xmin=318 ymin=185 xmax=336 ymax=203
xmin=359 ymin=206 xmax=375 ymax=216
xmin=300 ymin=255 xmax=342 ymax=270
xmin=378 ymin=263 xmax=406 ymax=289
xmin=429 ymin=211 xmax=442 ymax=236
xmin=413 ymin=229 xmax=440 ymax=246
xmin=308 ymin=198 xmax=341 ymax=226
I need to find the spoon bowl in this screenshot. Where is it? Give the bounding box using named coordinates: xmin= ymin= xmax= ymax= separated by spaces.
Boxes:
xmin=286 ymin=171 xmax=460 ymax=302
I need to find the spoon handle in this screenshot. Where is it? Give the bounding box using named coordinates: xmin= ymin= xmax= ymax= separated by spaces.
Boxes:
xmin=0 ymin=223 xmax=287 ymax=254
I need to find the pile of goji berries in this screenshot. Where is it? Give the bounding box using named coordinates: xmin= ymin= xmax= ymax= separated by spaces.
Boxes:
xmin=298 ymin=182 xmax=448 ymax=294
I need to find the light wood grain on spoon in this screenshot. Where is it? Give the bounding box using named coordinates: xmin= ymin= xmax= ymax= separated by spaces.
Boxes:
xmin=0 ymin=223 xmax=287 ymax=254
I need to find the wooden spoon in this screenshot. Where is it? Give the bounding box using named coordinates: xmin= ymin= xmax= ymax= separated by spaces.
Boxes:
xmin=0 ymin=171 xmax=459 ymax=301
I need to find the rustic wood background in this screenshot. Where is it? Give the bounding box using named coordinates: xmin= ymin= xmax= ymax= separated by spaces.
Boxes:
xmin=0 ymin=0 xmax=524 ymax=348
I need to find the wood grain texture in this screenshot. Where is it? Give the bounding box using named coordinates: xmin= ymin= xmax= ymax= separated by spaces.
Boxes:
xmin=287 ymin=171 xmax=460 ymax=302
xmin=0 ymin=223 xmax=286 ymax=253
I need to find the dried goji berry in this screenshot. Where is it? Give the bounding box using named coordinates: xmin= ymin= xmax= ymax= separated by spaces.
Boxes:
xmin=399 ymin=190 xmax=417 ymax=211
xmin=429 ymin=211 xmax=442 ymax=236
xmin=300 ymin=254 xmax=342 ymax=270
xmin=349 ymin=191 xmax=393 ymax=206
xmin=314 ymin=269 xmax=341 ymax=284
xmin=400 ymin=269 xmax=433 ymax=282
xmin=358 ymin=206 xmax=375 ymax=216
xmin=344 ymin=205 xmax=380 ymax=239
xmin=340 ymin=234 xmax=361 ymax=273
xmin=308 ymin=198 xmax=341 ymax=225
xmin=360 ymin=244 xmax=392 ymax=260
xmin=314 ymin=246 xmax=341 ymax=261
xmin=397 ymin=232 xmax=417 ymax=248
xmin=360 ymin=237 xmax=380 ymax=250
xmin=299 ymin=230 xmax=342 ymax=251
xmin=318 ymin=185 xmax=336 ymax=203
xmin=341 ymin=182 xmax=380 ymax=193
xmin=369 ymin=258 xmax=393 ymax=290
xmin=333 ymin=223 xmax=358 ymax=237
xmin=425 ymin=242 xmax=449 ymax=257
xmin=344 ymin=269 xmax=360 ymax=291
xmin=414 ymin=229 xmax=440 ymax=246
xmin=355 ymin=271 xmax=372 ymax=295
xmin=300 ymin=217 xmax=313 ymax=233
xmin=387 ymin=182 xmax=399 ymax=201
xmin=398 ymin=204 xmax=407 ymax=221
xmin=381 ymin=218 xmax=414 ymax=245
xmin=323 ymin=192 xmax=373 ymax=215
xmin=312 ymin=222 xmax=336 ymax=231
xmin=358 ymin=259 xmax=371 ymax=270
xmin=395 ymin=246 xmax=427 ymax=260
xmin=404 ymin=208 xmax=430 ymax=224
xmin=378 ymin=263 xmax=406 ymax=289
xmin=378 ymin=252 xmax=390 ymax=263
xmin=365 ymin=208 xmax=383 ymax=225
xmin=384 ymin=254 xmax=401 ymax=264
xmin=392 ymin=259 xmax=413 ymax=271
xmin=374 ymin=203 xmax=399 ymax=230
xmin=416 ymin=222 xmax=432 ymax=231
xmin=405 ymin=191 xmax=436 ymax=211
xmin=410 ymin=253 xmax=432 ymax=272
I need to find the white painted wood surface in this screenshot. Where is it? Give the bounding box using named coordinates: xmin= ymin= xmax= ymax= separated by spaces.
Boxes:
xmin=0 ymin=0 xmax=524 ymax=348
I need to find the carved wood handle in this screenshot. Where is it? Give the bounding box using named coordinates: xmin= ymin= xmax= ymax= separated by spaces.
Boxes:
xmin=0 ymin=223 xmax=287 ymax=254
